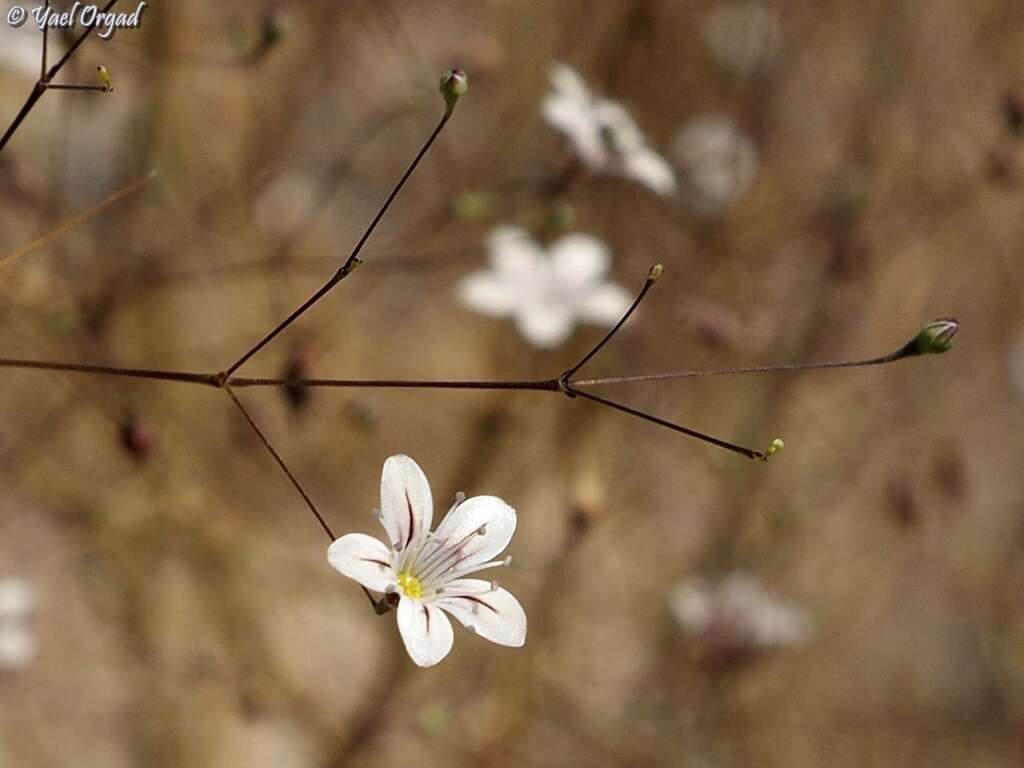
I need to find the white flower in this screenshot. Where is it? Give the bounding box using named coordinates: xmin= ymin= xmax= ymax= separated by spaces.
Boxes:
xmin=542 ymin=63 xmax=676 ymax=195
xmin=0 ymin=24 xmax=64 ymax=79
xmin=0 ymin=577 xmax=36 ymax=671
xmin=672 ymin=114 xmax=759 ymax=215
xmin=669 ymin=572 xmax=812 ymax=657
xmin=457 ymin=226 xmax=633 ymax=349
xmin=701 ymin=2 xmax=782 ymax=75
xmin=328 ymin=455 xmax=526 ymax=667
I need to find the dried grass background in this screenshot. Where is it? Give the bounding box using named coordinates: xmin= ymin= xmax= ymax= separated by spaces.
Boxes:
xmin=1 ymin=1 xmax=1023 ymax=766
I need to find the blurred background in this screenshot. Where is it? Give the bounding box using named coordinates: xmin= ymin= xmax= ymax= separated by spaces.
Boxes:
xmin=1 ymin=1 xmax=1022 ymax=765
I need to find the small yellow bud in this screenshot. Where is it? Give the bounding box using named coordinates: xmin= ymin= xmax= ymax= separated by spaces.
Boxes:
xmin=96 ymin=65 xmax=113 ymax=92
xmin=648 ymin=264 xmax=664 ymax=282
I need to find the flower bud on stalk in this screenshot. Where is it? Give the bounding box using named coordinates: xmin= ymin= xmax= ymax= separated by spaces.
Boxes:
xmin=439 ymin=69 xmax=468 ymax=114
xmin=913 ymin=318 xmax=959 ymax=355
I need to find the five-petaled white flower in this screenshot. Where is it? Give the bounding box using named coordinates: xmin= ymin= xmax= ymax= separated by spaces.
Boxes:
xmin=0 ymin=577 xmax=36 ymax=672
xmin=457 ymin=226 xmax=633 ymax=349
xmin=328 ymin=455 xmax=526 ymax=667
xmin=542 ymin=63 xmax=676 ymax=195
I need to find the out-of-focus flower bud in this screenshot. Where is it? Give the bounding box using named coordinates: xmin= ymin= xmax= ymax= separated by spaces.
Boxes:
xmin=439 ymin=69 xmax=468 ymax=113
xmin=119 ymin=414 xmax=155 ymax=462
xmin=96 ymin=65 xmax=113 ymax=92
xmin=282 ymin=347 xmax=313 ymax=414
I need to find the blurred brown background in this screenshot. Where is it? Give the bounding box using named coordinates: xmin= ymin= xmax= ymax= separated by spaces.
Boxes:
xmin=1 ymin=1 xmax=1023 ymax=766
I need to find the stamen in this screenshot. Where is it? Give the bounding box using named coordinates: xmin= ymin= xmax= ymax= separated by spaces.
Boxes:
xmin=454 ymin=491 xmax=466 ymax=505
xmin=502 ymin=555 xmax=512 ymax=567
xmin=371 ymin=508 xmax=382 ymax=519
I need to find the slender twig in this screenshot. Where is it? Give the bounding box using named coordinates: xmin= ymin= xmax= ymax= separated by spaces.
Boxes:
xmin=0 ymin=358 xmax=218 ymax=386
xmin=40 ymin=1 xmax=50 ymax=81
xmin=569 ymin=350 xmax=909 ymax=387
xmin=0 ymin=0 xmax=119 ymax=155
xmin=230 ymin=376 xmax=561 ymax=391
xmin=46 ymin=84 xmax=109 ymax=92
xmin=223 ymin=110 xmax=453 ymax=378
xmin=560 ymin=265 xmax=662 ymax=386
xmin=223 ymin=385 xmax=379 ymax=610
xmin=1 ymin=171 xmax=157 ymax=267
xmin=566 ymin=386 xmax=766 ymax=460
xmin=223 ymin=385 xmax=334 ymax=539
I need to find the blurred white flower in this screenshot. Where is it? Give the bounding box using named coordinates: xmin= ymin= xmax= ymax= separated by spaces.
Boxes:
xmin=253 ymin=170 xmax=318 ymax=237
xmin=701 ymin=2 xmax=782 ymax=75
xmin=542 ymin=63 xmax=676 ymax=195
xmin=672 ymin=114 xmax=759 ymax=215
xmin=669 ymin=572 xmax=812 ymax=658
xmin=0 ymin=24 xmax=41 ymax=79
xmin=328 ymin=454 xmax=526 ymax=667
xmin=0 ymin=577 xmax=36 ymax=671
xmin=457 ymin=226 xmax=633 ymax=349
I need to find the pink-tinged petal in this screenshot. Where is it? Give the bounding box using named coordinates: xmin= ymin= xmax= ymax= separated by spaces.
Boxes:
xmin=456 ymin=271 xmax=519 ymax=317
xmin=430 ymin=495 xmax=517 ymax=575
xmin=327 ymin=534 xmax=397 ymax=593
xmin=549 ymin=234 xmax=611 ymax=291
xmin=487 ymin=226 xmax=544 ymax=281
xmin=380 ymin=454 xmax=433 ymax=553
xmin=577 ymin=282 xmax=633 ymax=327
xmin=397 ymin=597 xmax=454 ymax=667
xmin=515 ymin=303 xmax=575 ymax=348
xmin=438 ymin=579 xmax=527 ymax=648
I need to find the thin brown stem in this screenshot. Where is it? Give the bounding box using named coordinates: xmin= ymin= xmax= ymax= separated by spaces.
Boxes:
xmin=0 ymin=357 xmax=219 ymax=386
xmin=46 ymin=84 xmax=108 ymax=92
xmin=229 ymin=376 xmax=561 ymax=391
xmin=570 ymin=350 xmax=907 ymax=387
xmin=223 ymin=110 xmax=453 ymax=377
xmin=560 ymin=266 xmax=661 ymax=385
xmin=565 ymin=385 xmax=766 ymax=460
xmin=41 ymin=1 xmax=50 ymax=80
xmin=223 ymin=385 xmax=336 ymax=540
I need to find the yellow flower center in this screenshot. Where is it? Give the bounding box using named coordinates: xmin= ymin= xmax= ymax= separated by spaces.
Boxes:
xmin=397 ymin=571 xmax=422 ymax=599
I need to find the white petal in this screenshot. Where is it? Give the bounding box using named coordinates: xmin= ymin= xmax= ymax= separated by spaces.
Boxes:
xmin=397 ymin=597 xmax=454 ymax=667
xmin=515 ymin=304 xmax=576 ymax=348
xmin=438 ymin=579 xmax=527 ymax=647
xmin=0 ymin=626 xmax=36 ymax=670
xmin=549 ymin=234 xmax=611 ymax=291
xmin=456 ymin=271 xmax=519 ymax=317
xmin=327 ymin=533 xmax=397 ymax=594
xmin=0 ymin=578 xmax=34 ymax=618
xmin=380 ymin=454 xmax=433 ymax=553
xmin=623 ymin=146 xmax=677 ymax=195
xmin=577 ymin=282 xmax=633 ymax=326
xmin=548 ymin=63 xmax=591 ymax=105
xmin=430 ymin=495 xmax=517 ymax=575
xmin=487 ymin=226 xmax=544 ymax=281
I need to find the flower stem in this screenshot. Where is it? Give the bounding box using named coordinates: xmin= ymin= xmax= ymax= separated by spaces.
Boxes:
xmin=223 ymin=385 xmax=335 ymax=540
xmin=222 ymin=109 xmax=453 ymax=378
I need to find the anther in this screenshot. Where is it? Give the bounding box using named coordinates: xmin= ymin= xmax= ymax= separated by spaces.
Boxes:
xmin=371 ymin=508 xmax=383 ymax=519
xmin=502 ymin=555 xmax=512 ymax=567
xmin=476 ymin=525 xmax=487 ymax=536
xmin=454 ymin=491 xmax=466 ymax=505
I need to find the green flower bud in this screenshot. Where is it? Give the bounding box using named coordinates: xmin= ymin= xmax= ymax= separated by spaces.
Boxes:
xmin=914 ymin=318 xmax=959 ymax=354
xmin=439 ymin=69 xmax=468 ymax=113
